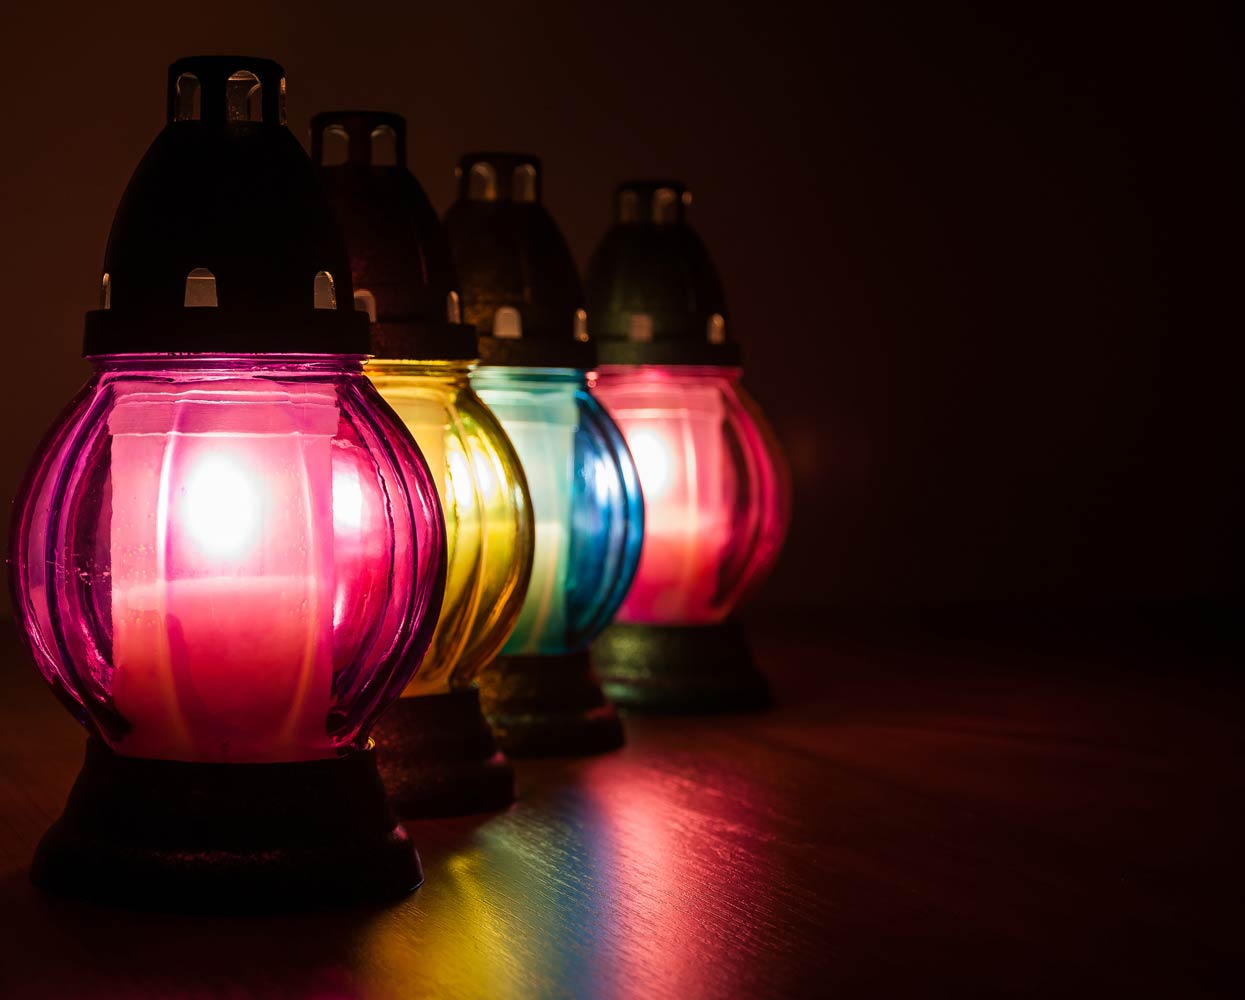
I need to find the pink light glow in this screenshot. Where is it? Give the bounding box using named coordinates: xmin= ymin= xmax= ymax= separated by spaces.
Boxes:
xmin=592 ymin=365 xmax=789 ymax=625
xmin=11 ymin=359 xmax=445 ymax=763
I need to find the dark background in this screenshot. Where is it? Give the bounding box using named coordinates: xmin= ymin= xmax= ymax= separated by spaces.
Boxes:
xmin=0 ymin=1 xmax=1238 ymax=619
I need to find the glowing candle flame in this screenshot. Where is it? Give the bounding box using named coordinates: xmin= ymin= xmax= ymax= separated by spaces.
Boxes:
xmin=623 ymin=429 xmax=672 ymax=501
xmin=180 ymin=453 xmax=261 ymax=559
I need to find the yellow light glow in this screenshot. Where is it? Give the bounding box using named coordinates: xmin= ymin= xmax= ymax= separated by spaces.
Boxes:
xmin=367 ymin=361 xmax=534 ymax=694
xmin=446 ymin=449 xmax=476 ymax=516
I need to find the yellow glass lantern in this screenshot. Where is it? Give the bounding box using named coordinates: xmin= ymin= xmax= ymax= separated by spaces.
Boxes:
xmin=366 ymin=361 xmax=532 ymax=692
xmin=314 ymin=112 xmax=534 ymax=816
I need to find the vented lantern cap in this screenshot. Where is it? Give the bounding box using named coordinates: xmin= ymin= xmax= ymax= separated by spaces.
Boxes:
xmin=585 ymin=179 xmax=740 ymax=366
xmin=84 ymin=56 xmax=369 ymax=357
xmin=443 ymin=152 xmax=594 ymax=369
xmin=311 ymin=111 xmax=478 ymax=361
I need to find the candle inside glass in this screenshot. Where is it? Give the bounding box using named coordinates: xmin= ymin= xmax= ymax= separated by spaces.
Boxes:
xmin=602 ymin=383 xmax=728 ymax=621
xmin=592 ymin=365 xmax=787 ymax=626
xmin=472 ymin=371 xmax=579 ymax=654
xmin=471 ymin=366 xmax=642 ymax=658
xmin=368 ymin=360 xmax=532 ymax=694
xmin=107 ymin=381 xmax=344 ymax=761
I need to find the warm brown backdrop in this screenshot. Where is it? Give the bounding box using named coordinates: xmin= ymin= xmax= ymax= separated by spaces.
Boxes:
xmin=0 ymin=1 xmax=1237 ymax=616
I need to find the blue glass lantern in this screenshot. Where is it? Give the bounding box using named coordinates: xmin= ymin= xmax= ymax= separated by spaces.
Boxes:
xmin=445 ymin=153 xmax=644 ymax=756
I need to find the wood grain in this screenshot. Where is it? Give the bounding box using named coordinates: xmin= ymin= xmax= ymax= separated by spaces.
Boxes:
xmin=0 ymin=616 xmax=1239 ymax=998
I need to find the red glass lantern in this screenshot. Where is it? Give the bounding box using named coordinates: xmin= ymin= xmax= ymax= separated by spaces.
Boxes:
xmin=8 ymin=58 xmax=446 ymax=906
xmin=589 ymin=181 xmax=790 ymax=710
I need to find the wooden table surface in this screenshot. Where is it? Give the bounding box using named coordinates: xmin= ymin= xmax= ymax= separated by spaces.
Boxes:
xmin=0 ymin=613 xmax=1239 ymax=998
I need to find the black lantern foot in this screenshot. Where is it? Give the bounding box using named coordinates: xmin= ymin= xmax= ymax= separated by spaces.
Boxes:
xmin=593 ymin=618 xmax=771 ymax=713
xmin=31 ymin=740 xmax=421 ymax=911
xmin=477 ymin=651 xmax=625 ymax=757
xmin=372 ymin=688 xmax=516 ymax=818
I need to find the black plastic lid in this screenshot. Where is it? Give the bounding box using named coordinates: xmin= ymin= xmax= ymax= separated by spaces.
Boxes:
xmin=83 ymin=56 xmax=369 ymax=357
xmin=311 ymin=111 xmax=478 ymax=362
xmin=442 ymin=152 xmax=595 ymax=369
xmin=585 ymin=180 xmax=740 ymax=367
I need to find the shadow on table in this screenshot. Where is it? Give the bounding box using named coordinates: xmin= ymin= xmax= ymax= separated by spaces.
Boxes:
xmin=0 ymin=864 xmax=391 ymax=999
xmin=0 ymin=801 xmax=560 ymax=1000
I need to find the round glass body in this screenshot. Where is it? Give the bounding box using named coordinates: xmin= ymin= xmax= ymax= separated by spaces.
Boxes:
xmin=471 ymin=367 xmax=643 ymax=656
xmin=366 ymin=361 xmax=534 ymax=696
xmin=9 ymin=356 xmax=446 ymax=763
xmin=591 ymin=365 xmax=789 ymax=625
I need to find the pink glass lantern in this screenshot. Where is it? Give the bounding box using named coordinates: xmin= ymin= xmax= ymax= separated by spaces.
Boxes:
xmin=589 ymin=181 xmax=790 ymax=711
xmin=8 ymin=57 xmax=446 ymax=907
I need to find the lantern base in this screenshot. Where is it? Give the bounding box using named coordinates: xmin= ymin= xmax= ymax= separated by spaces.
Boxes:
xmin=477 ymin=651 xmax=625 ymax=757
xmin=593 ymin=619 xmax=772 ymax=713
xmin=372 ymin=688 xmax=516 ymax=818
xmin=31 ymin=739 xmax=422 ymax=911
